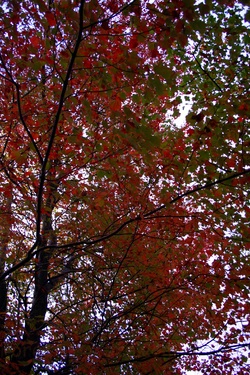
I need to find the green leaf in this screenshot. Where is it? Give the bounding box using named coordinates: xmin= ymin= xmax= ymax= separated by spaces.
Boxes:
xmin=192 ymin=20 xmax=206 ymax=33
xmin=149 ymin=76 xmax=166 ymax=95
xmin=154 ymin=63 xmax=173 ymax=81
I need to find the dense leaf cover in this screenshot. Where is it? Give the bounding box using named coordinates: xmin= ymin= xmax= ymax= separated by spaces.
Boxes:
xmin=0 ymin=0 xmax=249 ymax=374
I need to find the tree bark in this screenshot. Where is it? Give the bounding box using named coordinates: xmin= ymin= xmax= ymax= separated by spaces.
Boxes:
xmin=0 ymin=189 xmax=12 ymax=365
xmin=10 ymin=188 xmax=57 ymax=374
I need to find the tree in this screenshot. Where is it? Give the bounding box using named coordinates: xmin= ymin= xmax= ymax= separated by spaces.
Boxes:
xmin=0 ymin=0 xmax=249 ymax=373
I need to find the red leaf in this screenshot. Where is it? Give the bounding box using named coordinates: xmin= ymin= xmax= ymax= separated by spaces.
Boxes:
xmin=45 ymin=11 xmax=57 ymax=27
xmin=129 ymin=36 xmax=139 ymax=49
xmin=30 ymin=36 xmax=40 ymax=47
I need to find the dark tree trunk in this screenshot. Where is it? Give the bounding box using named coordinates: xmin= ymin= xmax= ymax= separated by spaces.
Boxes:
xmin=10 ymin=200 xmax=56 ymax=374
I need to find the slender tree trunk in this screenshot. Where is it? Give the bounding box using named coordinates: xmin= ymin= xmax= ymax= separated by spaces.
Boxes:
xmin=10 ymin=184 xmax=57 ymax=374
xmin=0 ymin=265 xmax=7 ymax=363
xmin=0 ymin=188 xmax=12 ymax=365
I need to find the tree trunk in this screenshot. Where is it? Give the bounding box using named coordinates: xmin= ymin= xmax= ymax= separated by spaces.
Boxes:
xmin=0 ymin=189 xmax=12 ymax=366
xmin=10 ymin=188 xmax=57 ymax=374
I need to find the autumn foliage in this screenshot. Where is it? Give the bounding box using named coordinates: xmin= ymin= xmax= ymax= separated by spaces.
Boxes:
xmin=0 ymin=0 xmax=249 ymax=374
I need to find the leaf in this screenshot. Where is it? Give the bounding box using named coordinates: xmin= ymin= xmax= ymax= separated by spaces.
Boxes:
xmin=45 ymin=11 xmax=57 ymax=27
xmin=154 ymin=63 xmax=173 ymax=82
xmin=149 ymin=76 xmax=166 ymax=95
xmin=30 ymin=35 xmax=40 ymax=47
xmin=192 ymin=19 xmax=206 ymax=33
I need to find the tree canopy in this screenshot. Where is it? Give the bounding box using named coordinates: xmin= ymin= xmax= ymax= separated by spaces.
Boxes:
xmin=0 ymin=0 xmax=249 ymax=374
